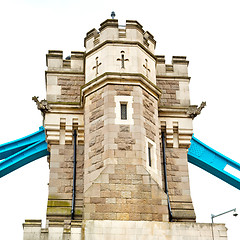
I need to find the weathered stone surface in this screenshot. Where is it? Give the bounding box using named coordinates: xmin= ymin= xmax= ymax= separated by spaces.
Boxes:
xmin=164 ymin=148 xmax=196 ymax=221
xmin=47 ymin=144 xmax=84 ymax=221
xmin=89 ymin=109 xmax=104 ymax=122
xmin=84 ymin=164 xmax=168 ymax=221
xmin=23 ymin=219 xmax=227 ymax=240
xmin=57 ymin=76 xmax=84 ymax=103
xmin=157 ymin=79 xmax=180 ymax=106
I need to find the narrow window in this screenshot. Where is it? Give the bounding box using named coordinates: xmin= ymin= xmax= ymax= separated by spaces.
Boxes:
xmin=121 ymin=103 xmax=127 ymax=120
xmin=146 ymin=138 xmax=156 ymax=172
xmin=148 ymin=146 xmax=152 ymax=167
xmin=114 ymin=96 xmax=133 ymax=125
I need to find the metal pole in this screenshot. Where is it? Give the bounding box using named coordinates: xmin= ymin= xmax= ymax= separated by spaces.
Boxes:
xmin=71 ymin=129 xmax=77 ymax=220
xmin=161 ymin=132 xmax=173 ymax=222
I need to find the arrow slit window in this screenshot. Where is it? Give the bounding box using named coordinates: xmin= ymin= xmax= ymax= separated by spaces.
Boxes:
xmin=148 ymin=145 xmax=152 ymax=167
xmin=121 ymin=103 xmax=127 ymax=120
xmin=115 ymin=96 xmax=134 ymax=125
xmin=146 ymin=138 xmax=157 ymax=172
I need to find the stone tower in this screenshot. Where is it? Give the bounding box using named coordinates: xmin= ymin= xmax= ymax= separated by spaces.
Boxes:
xmin=23 ymin=19 xmax=227 ymax=240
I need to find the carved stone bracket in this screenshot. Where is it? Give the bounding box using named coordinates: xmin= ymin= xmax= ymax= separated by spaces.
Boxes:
xmin=45 ymin=117 xmax=84 ymax=146
xmin=161 ymin=120 xmax=193 ymax=149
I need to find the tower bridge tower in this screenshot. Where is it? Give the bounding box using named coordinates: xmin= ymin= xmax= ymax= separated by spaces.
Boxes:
xmin=23 ymin=19 xmax=227 ymax=240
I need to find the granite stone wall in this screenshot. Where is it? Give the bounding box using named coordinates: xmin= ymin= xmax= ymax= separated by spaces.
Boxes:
xmin=83 ymin=83 xmax=168 ymax=221
xmin=47 ymin=144 xmax=84 ymax=221
xmin=57 ymin=76 xmax=84 ymax=103
xmin=165 ymin=147 xmax=196 ymax=221
xmin=156 ymin=79 xmax=180 ymax=106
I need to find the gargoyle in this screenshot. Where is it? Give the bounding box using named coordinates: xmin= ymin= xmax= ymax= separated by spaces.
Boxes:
xmin=187 ymin=101 xmax=206 ymax=119
xmin=32 ymin=96 xmax=50 ymax=116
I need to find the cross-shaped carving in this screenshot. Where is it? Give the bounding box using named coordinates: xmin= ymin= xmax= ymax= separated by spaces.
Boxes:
xmin=117 ymin=51 xmax=129 ymax=69
xmin=143 ymin=59 xmax=151 ymax=77
xmin=92 ymin=57 xmax=102 ymax=75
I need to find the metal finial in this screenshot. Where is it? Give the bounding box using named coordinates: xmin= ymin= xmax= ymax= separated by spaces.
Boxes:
xmin=111 ymin=11 xmax=116 ymax=19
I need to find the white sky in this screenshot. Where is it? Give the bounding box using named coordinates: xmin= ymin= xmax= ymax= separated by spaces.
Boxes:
xmin=0 ymin=0 xmax=240 ymax=239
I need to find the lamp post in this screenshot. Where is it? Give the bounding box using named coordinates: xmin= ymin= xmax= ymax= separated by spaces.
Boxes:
xmin=211 ymin=208 xmax=238 ymax=223
xmin=211 ymin=208 xmax=237 ymax=240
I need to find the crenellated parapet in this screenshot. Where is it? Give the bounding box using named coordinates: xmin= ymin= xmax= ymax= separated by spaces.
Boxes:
xmin=45 ymin=50 xmax=85 ymax=103
xmin=156 ymin=55 xmax=190 ymax=108
xmin=46 ymin=50 xmax=84 ymax=72
xmin=156 ymin=55 xmax=189 ymax=77
xmin=23 ymin=219 xmax=227 ymax=240
xmin=84 ymin=19 xmax=156 ymax=54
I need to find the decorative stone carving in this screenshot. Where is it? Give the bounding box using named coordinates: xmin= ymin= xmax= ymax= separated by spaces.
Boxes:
xmin=143 ymin=59 xmax=151 ymax=77
xmin=32 ymin=96 xmax=50 ymax=116
xmin=117 ymin=50 xmax=129 ymax=68
xmin=92 ymin=57 xmax=102 ymax=75
xmin=187 ymin=101 xmax=206 ymax=119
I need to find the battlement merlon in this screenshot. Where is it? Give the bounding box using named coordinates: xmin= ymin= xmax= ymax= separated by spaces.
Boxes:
xmin=46 ymin=50 xmax=84 ymax=72
xmin=84 ymin=19 xmax=156 ymax=54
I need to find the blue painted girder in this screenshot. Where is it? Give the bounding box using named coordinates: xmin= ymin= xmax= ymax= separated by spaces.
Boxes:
xmin=0 ymin=127 xmax=49 ymax=178
xmin=188 ymin=135 xmax=240 ymax=190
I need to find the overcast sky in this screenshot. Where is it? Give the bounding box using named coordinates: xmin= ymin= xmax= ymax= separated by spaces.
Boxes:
xmin=0 ymin=1 xmax=240 ymax=239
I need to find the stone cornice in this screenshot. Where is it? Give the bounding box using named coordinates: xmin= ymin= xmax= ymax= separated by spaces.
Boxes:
xmin=47 ymin=103 xmax=83 ymax=114
xmin=45 ymin=70 xmax=85 ymax=75
xmin=80 ymin=72 xmax=161 ymax=106
xmin=48 ymin=102 xmax=81 ymax=106
xmin=158 ymin=106 xmax=190 ymax=118
xmin=157 ymin=75 xmax=191 ymax=80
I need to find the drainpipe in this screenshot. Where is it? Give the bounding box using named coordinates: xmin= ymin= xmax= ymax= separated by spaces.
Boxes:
xmin=161 ymin=132 xmax=173 ymax=222
xmin=71 ymin=129 xmax=77 ymax=220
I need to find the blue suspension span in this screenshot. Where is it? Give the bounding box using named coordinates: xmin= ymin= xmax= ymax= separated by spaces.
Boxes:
xmin=188 ymin=135 xmax=240 ymax=190
xmin=0 ymin=127 xmax=240 ymax=191
xmin=0 ymin=127 xmax=49 ymax=178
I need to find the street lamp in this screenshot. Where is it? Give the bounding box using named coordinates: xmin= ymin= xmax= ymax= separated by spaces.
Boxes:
xmin=211 ymin=208 xmax=238 ymax=240
xmin=211 ymin=208 xmax=238 ymax=223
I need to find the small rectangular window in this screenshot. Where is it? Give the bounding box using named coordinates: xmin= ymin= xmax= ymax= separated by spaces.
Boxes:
xmin=146 ymin=138 xmax=156 ymax=172
xmin=148 ymin=146 xmax=152 ymax=167
xmin=121 ymin=103 xmax=127 ymax=120
xmin=114 ymin=96 xmax=133 ymax=125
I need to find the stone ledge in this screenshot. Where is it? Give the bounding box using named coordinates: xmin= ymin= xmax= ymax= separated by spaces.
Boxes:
xmin=81 ymin=72 xmax=161 ymax=105
xmin=23 ymin=220 xmax=228 ymax=240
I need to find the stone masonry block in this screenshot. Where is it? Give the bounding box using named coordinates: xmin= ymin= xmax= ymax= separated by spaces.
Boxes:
xmin=136 ymin=165 xmax=149 ymax=175
xmin=84 ymin=184 xmax=101 ymax=197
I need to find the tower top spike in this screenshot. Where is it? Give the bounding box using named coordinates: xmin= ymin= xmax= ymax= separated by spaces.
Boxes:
xmin=111 ymin=11 xmax=116 ymax=19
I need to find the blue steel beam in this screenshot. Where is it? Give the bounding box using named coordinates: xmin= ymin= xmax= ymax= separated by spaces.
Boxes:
xmin=188 ymin=135 xmax=240 ymax=190
xmin=0 ymin=127 xmax=49 ymax=178
xmin=0 ymin=140 xmax=49 ymax=178
xmin=0 ymin=126 xmax=46 ymax=160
